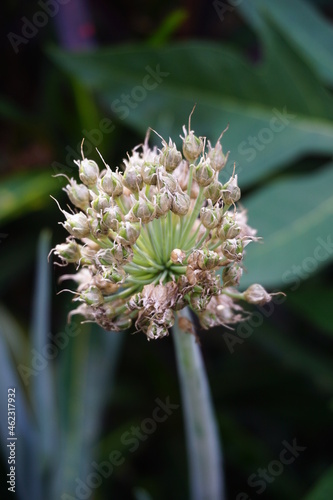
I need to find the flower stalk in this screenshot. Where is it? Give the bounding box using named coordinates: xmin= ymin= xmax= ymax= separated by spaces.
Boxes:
xmin=173 ymin=308 xmax=224 ymax=500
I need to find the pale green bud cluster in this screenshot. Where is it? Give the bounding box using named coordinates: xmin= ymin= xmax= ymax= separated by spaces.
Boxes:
xmin=53 ymin=118 xmax=273 ymax=339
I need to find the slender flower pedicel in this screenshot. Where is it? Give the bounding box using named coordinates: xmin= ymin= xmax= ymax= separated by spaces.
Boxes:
xmin=53 ymin=114 xmax=273 ymax=339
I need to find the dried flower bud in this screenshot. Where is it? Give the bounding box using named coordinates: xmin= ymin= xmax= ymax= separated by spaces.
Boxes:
xmin=193 ymin=159 xmax=215 ymax=187
xmin=200 ymin=203 xmax=223 ymax=229
xmin=146 ymin=321 xmax=169 ymax=340
xmin=78 ymin=159 xmax=99 ymax=187
xmin=91 ymin=193 xmax=110 ymax=212
xmin=80 ymin=285 xmax=104 ymax=306
xmin=170 ymin=248 xmax=186 ymax=264
xmin=160 ymin=141 xmax=182 ymax=172
xmin=154 ymin=190 xmax=172 ymax=218
xmin=221 ymin=238 xmax=243 ymax=262
xmin=182 ymin=130 xmax=203 ymax=162
xmin=55 ymin=239 xmax=81 ymax=263
xmin=222 ymin=264 xmax=243 ymax=287
xmin=203 ymin=181 xmax=223 ymax=204
xmin=207 ymin=140 xmax=229 ymax=172
xmin=64 ymin=180 xmax=90 ymax=211
xmin=222 ymin=175 xmax=241 ymax=205
xmin=128 ymin=197 xmax=156 ymax=224
xmin=102 ymin=266 xmax=126 ymax=284
xmin=142 ymin=161 xmax=158 ymax=185
xmin=218 ymin=213 xmax=241 ymax=241
xmin=196 ymin=249 xmax=220 ymax=270
xmin=63 ymin=211 xmax=90 ymax=238
xmin=243 ymin=284 xmax=271 ymax=305
xmin=160 ymin=173 xmax=178 ymax=193
xmin=117 ymin=221 xmax=141 ymax=245
xmin=102 ymin=206 xmax=123 ymax=232
xmin=123 ymin=166 xmax=143 ymax=192
xmin=100 ymin=168 xmax=123 ymax=197
xmin=171 ymin=191 xmax=190 ymax=216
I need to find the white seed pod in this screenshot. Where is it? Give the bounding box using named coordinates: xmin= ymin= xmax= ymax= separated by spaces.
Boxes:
xmin=217 ymin=213 xmax=241 ymax=241
xmin=160 ymin=172 xmax=178 ymax=193
xmin=222 ymin=175 xmax=241 ymax=205
xmin=170 ymin=248 xmax=186 ymax=264
xmin=102 ymin=206 xmax=123 ymax=232
xmin=196 ymin=249 xmax=220 ymax=270
xmin=221 ymin=238 xmax=243 ymax=262
xmin=207 ymin=140 xmax=229 ymax=172
xmin=54 ymin=239 xmax=81 ymax=263
xmin=102 ymin=266 xmax=126 ymax=284
xmin=80 ymin=285 xmax=104 ymax=306
xmin=117 ymin=221 xmax=141 ymax=245
xmin=100 ymin=167 xmax=123 ymax=197
xmin=123 ymin=166 xmax=143 ymax=192
xmin=200 ymin=203 xmax=223 ymax=230
xmin=160 ymin=141 xmax=182 ymax=172
xmin=193 ymin=158 xmax=215 ymax=187
xmin=141 ymin=161 xmax=158 ymax=185
xmin=63 ymin=211 xmax=90 ymax=238
xmin=128 ymin=197 xmax=156 ymax=224
xmin=171 ymin=191 xmax=190 ymax=216
xmin=146 ymin=321 xmax=169 ymax=340
xmin=243 ymin=284 xmax=271 ymax=305
xmin=182 ymin=131 xmax=203 ymax=162
xmin=203 ymin=181 xmax=223 ymax=204
xmin=91 ymin=193 xmax=110 ymax=212
xmin=154 ymin=190 xmax=172 ymax=218
xmin=64 ymin=180 xmax=90 ymax=211
xmin=222 ymin=264 xmax=243 ymax=287
xmin=78 ymin=159 xmax=99 ymax=187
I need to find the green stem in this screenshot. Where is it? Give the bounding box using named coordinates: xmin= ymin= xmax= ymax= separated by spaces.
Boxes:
xmin=172 ymin=308 xmax=224 ymax=500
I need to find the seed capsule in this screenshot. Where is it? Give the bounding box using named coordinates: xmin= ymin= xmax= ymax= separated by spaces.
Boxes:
xmin=117 ymin=221 xmax=141 ymax=245
xmin=100 ymin=167 xmax=123 ymax=197
xmin=207 ymin=140 xmax=229 ymax=172
xmin=128 ymin=197 xmax=156 ymax=224
xmin=64 ymin=180 xmax=90 ymax=211
xmin=78 ymin=159 xmax=99 ymax=187
xmin=154 ymin=190 xmax=172 ymax=218
xmin=218 ymin=213 xmax=241 ymax=241
xmin=160 ymin=141 xmax=182 ymax=172
xmin=193 ymin=158 xmax=215 ymax=187
xmin=142 ymin=161 xmax=158 ymax=185
xmin=221 ymin=238 xmax=243 ymax=262
xmin=222 ymin=264 xmax=243 ymax=287
xmin=91 ymin=193 xmax=110 ymax=212
xmin=200 ymin=203 xmax=223 ymax=230
xmin=171 ymin=191 xmax=190 ymax=216
xmin=80 ymin=286 xmax=104 ymax=306
xmin=243 ymin=284 xmax=271 ymax=305
xmin=222 ymin=175 xmax=241 ymax=205
xmin=123 ymin=166 xmax=143 ymax=192
xmin=55 ymin=239 xmax=81 ymax=263
xmin=182 ymin=131 xmax=203 ymax=162
xmin=63 ymin=211 xmax=90 ymax=238
xmin=102 ymin=206 xmax=123 ymax=232
xmin=170 ymin=248 xmax=186 ymax=264
xmin=203 ymin=181 xmax=223 ymax=204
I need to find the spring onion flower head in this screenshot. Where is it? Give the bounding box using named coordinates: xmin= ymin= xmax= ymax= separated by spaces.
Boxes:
xmin=52 ymin=114 xmax=275 ymax=340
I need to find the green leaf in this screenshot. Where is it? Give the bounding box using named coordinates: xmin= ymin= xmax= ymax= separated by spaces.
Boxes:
xmin=30 ymin=229 xmax=58 ymax=483
xmin=0 ymin=171 xmax=60 ymax=224
xmin=0 ymin=310 xmax=42 ymax=500
xmin=303 ymin=464 xmax=333 ymax=500
xmin=148 ymin=8 xmax=188 ymax=46
xmin=48 ymin=31 xmax=333 ymax=188
xmin=240 ymin=164 xmax=333 ymax=288
xmin=238 ymin=0 xmax=333 ymax=86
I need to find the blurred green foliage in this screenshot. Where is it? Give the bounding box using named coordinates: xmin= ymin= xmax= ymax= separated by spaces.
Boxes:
xmin=1 ymin=0 xmax=333 ymax=499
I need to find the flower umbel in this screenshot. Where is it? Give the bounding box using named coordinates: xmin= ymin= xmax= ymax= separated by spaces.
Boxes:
xmin=53 ymin=118 xmax=273 ymax=340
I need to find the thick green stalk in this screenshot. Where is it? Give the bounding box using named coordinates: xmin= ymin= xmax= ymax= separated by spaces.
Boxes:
xmin=172 ymin=308 xmax=225 ymax=500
